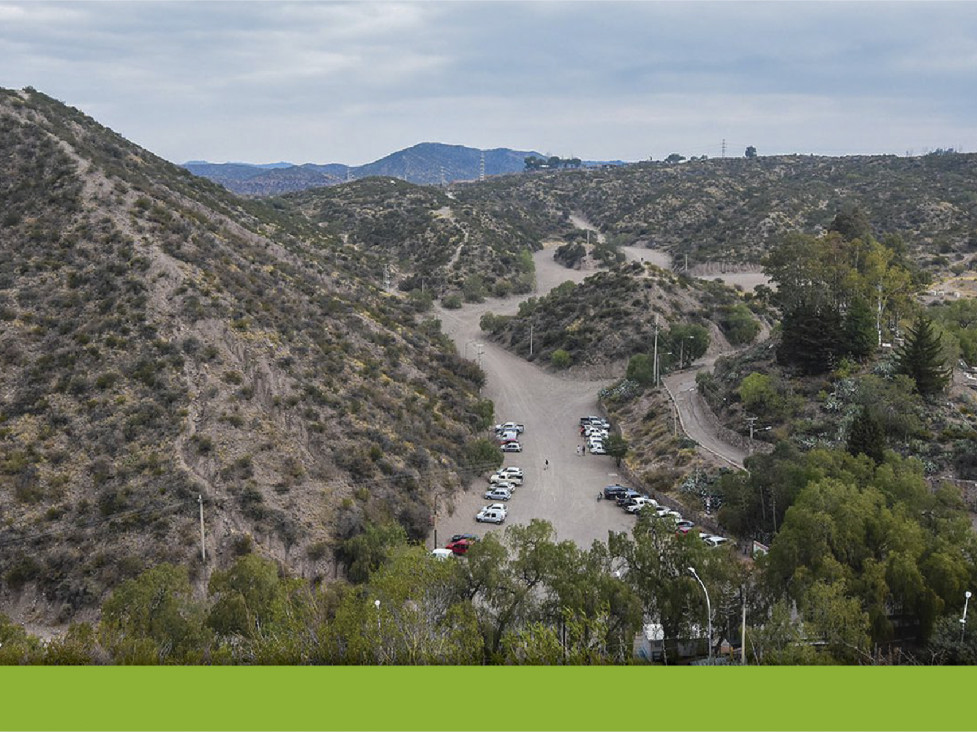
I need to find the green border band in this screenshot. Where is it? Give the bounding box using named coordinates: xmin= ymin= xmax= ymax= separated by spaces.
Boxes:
xmin=1 ymin=666 xmax=975 ymax=730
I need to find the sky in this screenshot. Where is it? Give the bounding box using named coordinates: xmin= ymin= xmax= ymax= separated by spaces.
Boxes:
xmin=2 ymin=1 xmax=977 ymax=166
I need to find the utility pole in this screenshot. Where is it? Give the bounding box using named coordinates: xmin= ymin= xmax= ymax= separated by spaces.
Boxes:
xmin=747 ymin=416 xmax=758 ymax=441
xmin=722 ymin=138 xmax=726 ymax=159
xmin=689 ymin=567 xmax=712 ymax=663
xmin=479 ymin=151 xmax=485 ymax=181
xmin=653 ymin=314 xmax=660 ymax=387
xmin=198 ymin=494 xmax=206 ymax=562
xmin=741 ymin=586 xmax=747 ymax=665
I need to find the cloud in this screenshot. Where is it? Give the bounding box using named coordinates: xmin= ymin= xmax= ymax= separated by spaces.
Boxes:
xmin=2 ymin=1 xmax=977 ymax=164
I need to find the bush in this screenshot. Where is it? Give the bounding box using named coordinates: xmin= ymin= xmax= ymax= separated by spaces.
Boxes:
xmin=551 ymin=349 xmax=571 ymax=369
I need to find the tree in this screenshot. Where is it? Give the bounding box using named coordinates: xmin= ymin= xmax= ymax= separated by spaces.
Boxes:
xmin=664 ymin=153 xmax=686 ymax=164
xmin=895 ymin=315 xmax=951 ymax=397
xmin=664 ymin=324 xmax=709 ymax=369
xmin=626 ymin=354 xmax=655 ymax=386
xmin=606 ymin=434 xmax=629 ymax=467
xmin=207 ymin=554 xmax=284 ymax=639
xmin=737 ymin=372 xmax=780 ymax=416
xmin=719 ymin=303 xmax=760 ymax=345
xmin=745 ymin=146 xmax=757 ymax=158
xmin=777 ymin=297 xmax=844 ymax=374
xmin=338 ymin=521 xmax=409 ymax=583
xmin=99 ymin=564 xmax=210 ymax=663
xmin=828 ymin=205 xmax=871 ymax=242
xmin=842 ymin=296 xmax=877 ymax=360
xmin=846 ymin=406 xmax=886 ymax=465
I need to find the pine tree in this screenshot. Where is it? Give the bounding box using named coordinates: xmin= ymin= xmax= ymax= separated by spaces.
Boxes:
xmin=843 ymin=296 xmax=877 ymax=360
xmin=846 ymin=407 xmax=886 ymax=464
xmin=895 ymin=315 xmax=951 ymax=396
xmin=777 ymin=300 xmax=844 ymax=375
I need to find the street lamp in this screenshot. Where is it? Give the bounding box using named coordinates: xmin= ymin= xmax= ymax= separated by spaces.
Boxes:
xmin=374 ymin=599 xmax=383 ymax=664
xmin=689 ymin=567 xmax=712 ymax=662
xmin=962 ymin=590 xmax=972 ymax=643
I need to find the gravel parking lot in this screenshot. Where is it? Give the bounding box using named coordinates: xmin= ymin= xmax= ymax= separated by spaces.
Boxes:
xmin=433 ymin=248 xmax=638 ymax=550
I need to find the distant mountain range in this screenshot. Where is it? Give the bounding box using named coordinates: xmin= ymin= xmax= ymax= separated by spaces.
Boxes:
xmin=183 ymin=142 xmax=627 ymax=195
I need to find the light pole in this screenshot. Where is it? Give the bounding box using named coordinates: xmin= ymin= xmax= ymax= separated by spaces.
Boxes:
xmin=374 ymin=599 xmax=383 ymax=664
xmin=689 ymin=567 xmax=712 ymax=662
xmin=962 ymin=590 xmax=972 ymax=643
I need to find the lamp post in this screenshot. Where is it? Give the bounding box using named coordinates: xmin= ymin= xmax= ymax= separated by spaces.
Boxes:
xmin=689 ymin=567 xmax=712 ymax=662
xmin=962 ymin=590 xmax=972 ymax=643
xmin=374 ymin=599 xmax=383 ymax=664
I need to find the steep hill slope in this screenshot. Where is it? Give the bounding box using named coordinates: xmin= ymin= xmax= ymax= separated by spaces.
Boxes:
xmin=277 ymin=176 xmax=538 ymax=300
xmin=0 ymin=88 xmax=487 ymax=623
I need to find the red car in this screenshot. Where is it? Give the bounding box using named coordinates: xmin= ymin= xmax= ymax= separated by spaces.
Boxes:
xmin=446 ymin=538 xmax=473 ymax=555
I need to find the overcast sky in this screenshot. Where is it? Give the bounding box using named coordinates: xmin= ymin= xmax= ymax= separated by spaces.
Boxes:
xmin=3 ymin=1 xmax=977 ymax=165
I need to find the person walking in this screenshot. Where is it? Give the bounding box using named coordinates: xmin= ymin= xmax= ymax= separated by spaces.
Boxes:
xmin=544 ymin=459 xmax=549 ymax=470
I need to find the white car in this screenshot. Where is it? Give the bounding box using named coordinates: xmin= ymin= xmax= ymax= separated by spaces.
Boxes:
xmin=476 ymin=508 xmax=506 ymax=524
xmin=489 ymin=471 xmax=523 ymax=486
xmin=588 ymin=442 xmax=606 ymax=455
xmin=500 ymin=442 xmax=522 ymax=453
xmin=498 ymin=430 xmax=520 ymax=443
xmin=482 ymin=503 xmax=508 ymax=517
xmin=430 ymin=548 xmax=455 ymax=560
xmin=655 ymin=507 xmax=682 ymax=520
xmin=498 ymin=466 xmax=523 ymax=479
xmin=484 ymin=487 xmax=512 ymax=501
xmin=495 ymin=422 xmax=525 ymax=434
xmin=704 ymin=535 xmax=730 ymax=548
xmin=624 ymin=497 xmax=658 ymax=513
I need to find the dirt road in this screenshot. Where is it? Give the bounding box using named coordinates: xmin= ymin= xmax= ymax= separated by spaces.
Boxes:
xmin=433 ymin=241 xmax=765 ymax=549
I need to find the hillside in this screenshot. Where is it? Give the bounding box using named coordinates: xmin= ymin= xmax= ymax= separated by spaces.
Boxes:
xmin=276 ymin=176 xmax=538 ymax=300
xmin=453 ymin=154 xmax=977 ymax=278
xmin=0 ymin=88 xmax=489 ymax=623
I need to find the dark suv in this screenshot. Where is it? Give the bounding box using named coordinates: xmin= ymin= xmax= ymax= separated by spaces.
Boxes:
xmin=604 ymin=484 xmax=629 ymax=499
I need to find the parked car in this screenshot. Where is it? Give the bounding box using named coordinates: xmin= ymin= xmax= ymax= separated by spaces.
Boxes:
xmin=492 ymin=480 xmax=517 ymax=493
xmin=449 ymin=534 xmax=479 ymax=543
xmin=704 ymin=535 xmax=729 ymax=548
xmin=604 ymin=484 xmax=630 ymax=499
xmin=497 ymin=430 xmax=520 ymax=443
xmin=446 ymin=538 xmax=473 ymax=555
xmin=589 ymin=442 xmax=607 ymax=455
xmin=484 ymin=487 xmax=512 ymax=501
xmin=616 ymin=489 xmax=644 ymax=506
xmin=476 ymin=508 xmax=506 ymax=524
xmin=489 ymin=471 xmax=523 ymax=486
xmin=624 ymin=497 xmax=658 ymax=513
xmin=482 ymin=503 xmax=508 ymax=516
xmin=495 ymin=422 xmax=525 ymax=434
xmin=654 ymin=507 xmax=682 ymax=520
xmin=431 ymin=548 xmax=455 ymax=560
xmin=674 ymin=520 xmax=695 ymax=535
xmin=500 ymin=442 xmax=523 ymax=453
